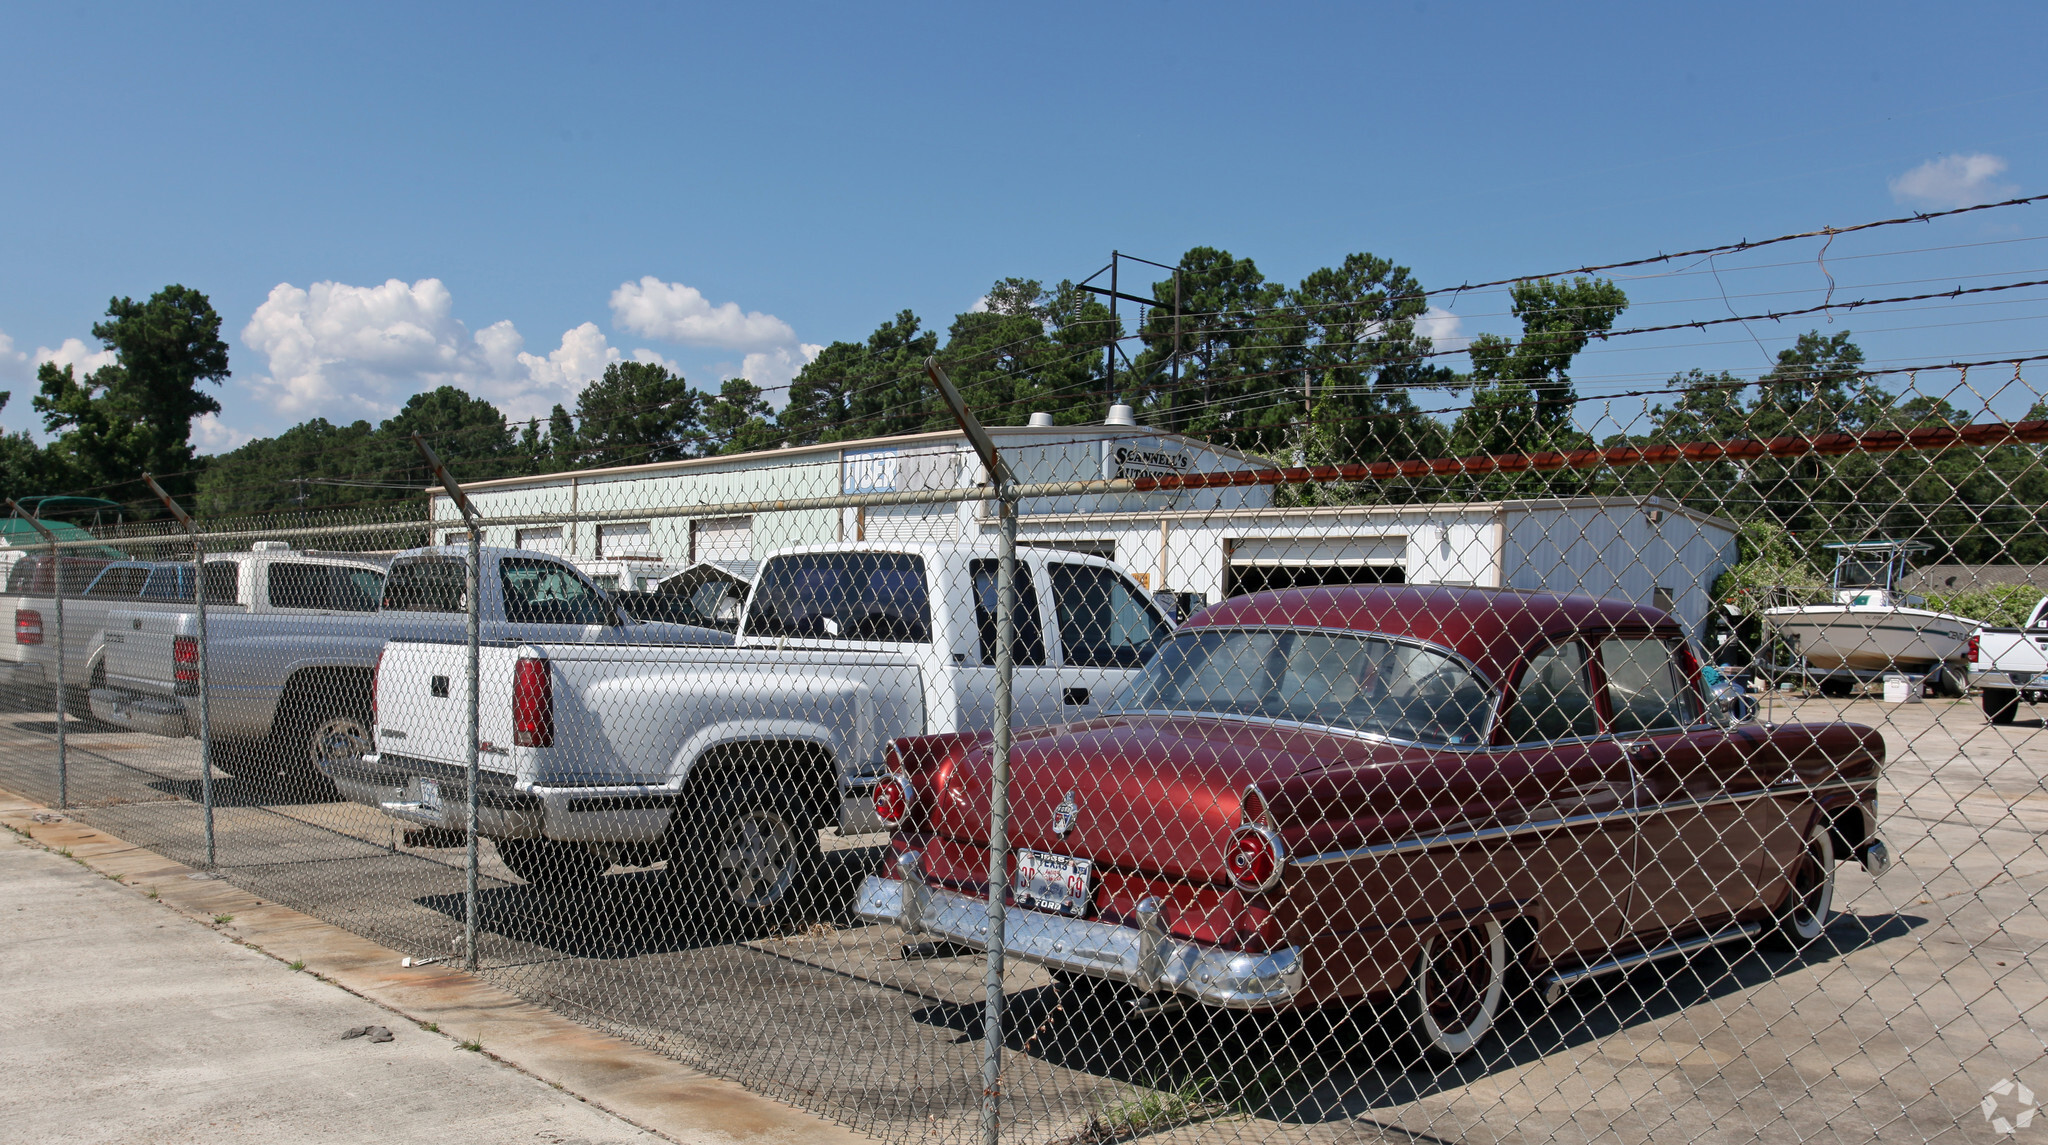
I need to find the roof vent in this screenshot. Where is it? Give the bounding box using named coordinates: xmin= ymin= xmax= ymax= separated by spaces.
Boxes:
xmin=251 ymin=540 xmax=292 ymax=553
xmin=1028 ymin=411 xmax=1055 ymax=427
xmin=1105 ymin=403 xmax=1137 ymax=427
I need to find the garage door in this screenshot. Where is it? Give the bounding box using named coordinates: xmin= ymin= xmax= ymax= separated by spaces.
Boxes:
xmin=1226 ymin=535 xmax=1405 ymax=597
xmin=691 ymin=516 xmax=752 ymax=564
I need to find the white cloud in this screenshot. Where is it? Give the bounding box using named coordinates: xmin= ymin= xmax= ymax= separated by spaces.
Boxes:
xmin=740 ymin=343 xmax=824 ymax=399
xmin=241 ymin=278 xmax=679 ymax=425
xmin=968 ymin=295 xmax=990 ymax=314
xmin=35 ymin=337 xmax=117 ymax=378
xmin=609 ymin=276 xmax=796 ymax=350
xmin=191 ymin=413 xmax=251 ymax=455
xmin=1413 ymin=306 xmax=1469 ymax=354
xmin=1889 ymin=153 xmax=2017 ymax=210
xmin=0 ymin=333 xmax=25 ymax=384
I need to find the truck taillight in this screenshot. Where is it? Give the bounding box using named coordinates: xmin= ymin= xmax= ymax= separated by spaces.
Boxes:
xmin=371 ymin=647 xmax=384 ymax=723
xmin=1969 ymin=634 xmax=1982 ymax=664
xmin=1225 ymin=825 xmax=1285 ymax=893
xmin=511 ymin=657 xmax=553 ymax=748
xmin=173 ymin=636 xmax=199 ymax=683
xmin=14 ymin=609 xmax=42 ymax=645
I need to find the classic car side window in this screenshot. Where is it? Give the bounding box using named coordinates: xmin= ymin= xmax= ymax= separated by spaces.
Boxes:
xmin=1505 ymin=642 xmax=1599 ymax=742
xmin=1601 ymin=638 xmax=1698 ymax=733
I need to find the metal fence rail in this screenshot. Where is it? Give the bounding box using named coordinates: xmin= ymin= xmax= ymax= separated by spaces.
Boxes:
xmin=0 ymin=359 xmax=2043 ymax=1145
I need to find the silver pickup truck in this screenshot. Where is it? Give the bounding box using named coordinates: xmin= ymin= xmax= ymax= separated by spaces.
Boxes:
xmin=90 ymin=544 xmax=730 ymax=786
xmin=332 ymin=541 xmax=1174 ymax=921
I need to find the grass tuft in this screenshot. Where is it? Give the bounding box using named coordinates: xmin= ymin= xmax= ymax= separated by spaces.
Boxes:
xmin=213 ymin=914 xmax=234 ymax=925
xmin=457 ymin=1038 xmax=483 ymax=1052
xmin=289 ymin=960 xmax=306 ymax=972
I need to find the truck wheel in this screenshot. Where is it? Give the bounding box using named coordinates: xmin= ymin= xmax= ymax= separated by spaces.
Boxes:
xmin=1985 ymin=687 xmax=2021 ymax=725
xmin=262 ymin=706 xmax=365 ymax=798
xmin=497 ymin=838 xmax=607 ymax=890
xmin=672 ymin=783 xmax=821 ymax=929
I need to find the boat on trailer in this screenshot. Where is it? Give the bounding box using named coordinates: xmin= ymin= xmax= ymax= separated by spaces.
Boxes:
xmin=1762 ymin=541 xmax=1976 ymax=696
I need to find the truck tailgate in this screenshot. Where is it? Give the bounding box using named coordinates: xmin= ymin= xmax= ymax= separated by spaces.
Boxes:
xmin=102 ymin=609 xmax=193 ymax=696
xmin=375 ymin=641 xmax=520 ymax=770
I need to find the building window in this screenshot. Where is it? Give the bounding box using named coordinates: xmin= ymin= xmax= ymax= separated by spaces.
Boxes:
xmin=597 ymin=521 xmax=655 ymax=558
xmin=441 ymin=530 xmax=469 ymax=546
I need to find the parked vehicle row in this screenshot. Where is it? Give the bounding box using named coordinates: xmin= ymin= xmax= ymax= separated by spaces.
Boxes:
xmin=28 ymin=530 xmax=1897 ymax=1063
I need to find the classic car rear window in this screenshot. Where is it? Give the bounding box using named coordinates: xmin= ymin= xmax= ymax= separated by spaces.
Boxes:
xmin=1601 ymin=638 xmax=1698 ymax=732
xmin=1111 ymin=627 xmax=1493 ymax=745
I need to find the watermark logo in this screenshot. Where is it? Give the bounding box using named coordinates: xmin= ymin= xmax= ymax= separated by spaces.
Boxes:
xmin=1984 ymin=1079 xmax=2037 ymax=1135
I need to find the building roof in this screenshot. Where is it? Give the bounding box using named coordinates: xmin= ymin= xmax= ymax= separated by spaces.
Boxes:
xmin=446 ymin=423 xmax=1275 ymax=495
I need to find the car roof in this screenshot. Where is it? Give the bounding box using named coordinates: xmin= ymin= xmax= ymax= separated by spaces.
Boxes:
xmin=1186 ymin=584 xmax=1680 ymax=684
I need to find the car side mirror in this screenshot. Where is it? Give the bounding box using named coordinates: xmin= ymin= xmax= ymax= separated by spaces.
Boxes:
xmin=1709 ymin=678 xmax=1754 ymax=725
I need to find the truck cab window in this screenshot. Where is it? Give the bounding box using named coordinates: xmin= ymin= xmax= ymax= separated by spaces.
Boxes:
xmin=1048 ymin=563 xmax=1171 ymax=668
xmin=86 ymin=566 xmax=150 ymax=599
xmin=500 ymin=558 xmax=618 ymax=626
xmin=269 ymin=563 xmax=383 ymax=611
xmin=745 ymin=552 xmax=930 ymax=643
xmin=383 ymin=557 xmax=467 ymax=613
xmin=970 ymin=559 xmax=1046 ymax=666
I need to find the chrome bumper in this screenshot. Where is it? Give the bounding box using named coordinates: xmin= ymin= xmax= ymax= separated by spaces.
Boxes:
xmin=855 ymin=857 xmax=1302 ymax=1010
xmin=88 ymin=687 xmax=190 ymax=737
xmin=0 ymin=662 xmax=47 ymax=692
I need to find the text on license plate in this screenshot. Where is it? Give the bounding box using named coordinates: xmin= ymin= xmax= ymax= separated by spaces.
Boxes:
xmin=418 ymin=778 xmax=441 ymax=812
xmin=1013 ymin=849 xmax=1093 ymax=917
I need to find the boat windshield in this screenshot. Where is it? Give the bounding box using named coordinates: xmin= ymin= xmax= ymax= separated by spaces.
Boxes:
xmin=1107 ymin=627 xmax=1494 ymax=746
xmin=1836 ymin=551 xmax=1901 ymax=589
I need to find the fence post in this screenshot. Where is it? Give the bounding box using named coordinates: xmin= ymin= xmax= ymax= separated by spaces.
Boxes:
xmin=413 ymin=434 xmax=484 ymax=972
xmin=7 ymin=501 xmax=66 ymax=809
xmin=143 ymin=474 xmax=215 ymax=870
xmin=927 ymin=359 xmax=1015 ymax=1145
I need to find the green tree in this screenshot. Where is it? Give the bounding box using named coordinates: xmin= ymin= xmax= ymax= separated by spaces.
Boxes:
xmin=703 ymin=377 xmax=774 ymax=455
xmin=1132 ymin=248 xmax=1285 ymax=449
xmin=1450 ymin=277 xmax=1627 ymax=495
xmin=932 ymin=279 xmax=1102 ymax=429
xmin=571 ymin=361 xmax=703 ymax=468
xmin=34 ymin=284 xmax=230 ymax=498
xmin=779 ymin=311 xmax=938 ymax=444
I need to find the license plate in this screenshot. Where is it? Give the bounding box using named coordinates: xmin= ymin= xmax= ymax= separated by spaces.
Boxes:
xmin=417 ymin=778 xmax=441 ymax=812
xmin=1013 ymin=849 xmax=1093 ymax=917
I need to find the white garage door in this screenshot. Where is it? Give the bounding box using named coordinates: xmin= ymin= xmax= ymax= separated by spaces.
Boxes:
xmin=691 ymin=516 xmax=752 ymax=563
xmin=1226 ymin=534 xmax=1406 ymax=597
xmin=516 ymin=526 xmax=564 ymax=555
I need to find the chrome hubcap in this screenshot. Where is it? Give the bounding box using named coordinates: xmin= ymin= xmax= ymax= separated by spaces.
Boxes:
xmin=719 ymin=809 xmax=796 ymax=906
xmin=309 ymin=716 xmax=369 ymax=764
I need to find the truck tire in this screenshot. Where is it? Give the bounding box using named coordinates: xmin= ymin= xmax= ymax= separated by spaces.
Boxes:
xmin=497 ymin=838 xmax=608 ymax=890
xmin=260 ymin=703 xmax=368 ymax=799
xmin=1985 ymin=687 xmax=2021 ymax=725
xmin=670 ymin=780 xmax=821 ymax=931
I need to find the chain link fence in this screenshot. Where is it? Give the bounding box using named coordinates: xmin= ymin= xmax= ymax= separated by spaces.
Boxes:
xmin=0 ymin=361 xmax=2044 ymax=1144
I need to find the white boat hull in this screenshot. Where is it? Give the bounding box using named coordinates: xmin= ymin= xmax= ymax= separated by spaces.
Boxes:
xmin=1763 ymin=605 xmax=1975 ymax=672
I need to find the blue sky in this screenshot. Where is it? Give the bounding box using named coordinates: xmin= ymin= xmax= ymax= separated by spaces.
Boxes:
xmin=3 ymin=2 xmax=2045 ymax=451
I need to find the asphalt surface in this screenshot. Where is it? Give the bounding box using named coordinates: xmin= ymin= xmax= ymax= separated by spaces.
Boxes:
xmin=0 ymin=695 xmax=2042 ymax=1145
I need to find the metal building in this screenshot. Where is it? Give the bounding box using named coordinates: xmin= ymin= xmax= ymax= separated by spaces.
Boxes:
xmin=437 ymin=416 xmax=1741 ymax=634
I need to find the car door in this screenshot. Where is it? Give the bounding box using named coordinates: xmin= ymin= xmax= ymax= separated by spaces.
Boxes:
xmin=967 ymin=557 xmax=1060 ymax=727
xmin=1602 ymin=635 xmax=1768 ymax=936
xmin=1498 ymin=639 xmax=1637 ymax=965
xmin=1045 ymin=561 xmax=1174 ymax=719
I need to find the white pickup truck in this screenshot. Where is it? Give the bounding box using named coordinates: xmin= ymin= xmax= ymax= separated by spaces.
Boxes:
xmin=90 ymin=544 xmax=730 ymax=786
xmin=334 ymin=541 xmax=1174 ymax=920
xmin=1969 ymin=595 xmax=2048 ymax=723
xmin=0 ymin=544 xmax=375 ymax=709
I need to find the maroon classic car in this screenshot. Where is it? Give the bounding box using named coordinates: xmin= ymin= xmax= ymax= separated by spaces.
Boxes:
xmin=857 ymin=584 xmax=1891 ymax=1061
